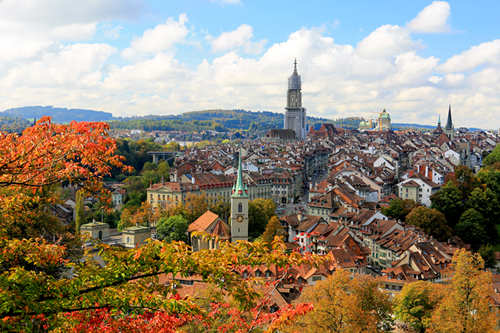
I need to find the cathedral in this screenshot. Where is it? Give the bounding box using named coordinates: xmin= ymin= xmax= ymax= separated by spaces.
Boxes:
xmin=284 ymin=59 xmax=307 ymax=140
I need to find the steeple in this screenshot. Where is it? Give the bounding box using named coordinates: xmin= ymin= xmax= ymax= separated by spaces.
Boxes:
xmin=232 ymin=149 xmax=248 ymax=198
xmin=288 ymin=59 xmax=301 ymax=90
xmin=445 ymin=104 xmax=453 ymax=130
xmin=293 ymin=58 xmax=297 ymax=74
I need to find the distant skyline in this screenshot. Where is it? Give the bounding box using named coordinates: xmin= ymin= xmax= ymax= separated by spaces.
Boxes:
xmin=0 ymin=0 xmax=499 ymax=128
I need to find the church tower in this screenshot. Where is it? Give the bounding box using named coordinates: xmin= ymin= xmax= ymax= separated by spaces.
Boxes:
xmin=284 ymin=59 xmax=307 ymax=140
xmin=230 ymin=150 xmax=248 ymax=242
xmin=444 ymin=104 xmax=454 ymax=140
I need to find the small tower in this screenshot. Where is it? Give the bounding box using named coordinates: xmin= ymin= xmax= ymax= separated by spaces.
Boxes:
xmin=230 ymin=149 xmax=249 ymax=242
xmin=444 ymin=104 xmax=454 ymax=140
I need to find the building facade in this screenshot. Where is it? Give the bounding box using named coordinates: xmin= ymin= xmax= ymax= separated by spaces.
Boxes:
xmin=284 ymin=60 xmax=306 ymax=140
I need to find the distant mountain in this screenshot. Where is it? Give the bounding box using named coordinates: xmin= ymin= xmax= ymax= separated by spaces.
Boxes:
xmin=2 ymin=106 xmax=113 ymax=123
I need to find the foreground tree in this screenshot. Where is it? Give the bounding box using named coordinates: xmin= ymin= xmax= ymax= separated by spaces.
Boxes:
xmin=284 ymin=269 xmax=392 ymax=332
xmin=429 ymin=249 xmax=497 ymax=333
xmin=0 ymin=118 xmax=315 ymax=331
xmin=394 ymin=281 xmax=443 ymax=333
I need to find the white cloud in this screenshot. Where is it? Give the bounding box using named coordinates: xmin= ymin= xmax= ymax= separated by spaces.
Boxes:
xmin=407 ymin=1 xmax=451 ymax=33
xmin=209 ymin=24 xmax=267 ymax=55
xmin=357 ymin=25 xmax=418 ymax=58
xmin=439 ymin=39 xmax=500 ymax=73
xmin=122 ymin=14 xmax=189 ymax=59
xmin=122 ymin=14 xmax=189 ymax=58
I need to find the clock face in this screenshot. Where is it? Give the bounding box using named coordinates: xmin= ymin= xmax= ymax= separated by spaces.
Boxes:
xmin=236 ymin=215 xmax=244 ymax=223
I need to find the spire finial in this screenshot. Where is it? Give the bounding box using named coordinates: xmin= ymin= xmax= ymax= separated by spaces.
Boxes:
xmin=293 ymin=58 xmax=297 ymax=73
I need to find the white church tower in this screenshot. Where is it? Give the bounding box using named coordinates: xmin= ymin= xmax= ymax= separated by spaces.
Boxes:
xmin=230 ymin=150 xmax=249 ymax=242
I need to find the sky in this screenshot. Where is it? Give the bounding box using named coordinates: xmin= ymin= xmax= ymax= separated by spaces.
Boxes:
xmin=0 ymin=0 xmax=499 ymax=128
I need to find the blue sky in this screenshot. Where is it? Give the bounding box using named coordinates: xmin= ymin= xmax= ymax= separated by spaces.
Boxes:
xmin=0 ymin=0 xmax=499 ymax=128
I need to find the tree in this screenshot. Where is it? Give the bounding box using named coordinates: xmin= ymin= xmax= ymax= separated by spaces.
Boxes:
xmin=466 ymin=187 xmax=500 ymax=244
xmin=262 ymin=216 xmax=286 ymax=243
xmin=394 ymin=281 xmax=443 ymax=333
xmin=431 ymin=181 xmax=464 ymax=228
xmin=249 ymin=198 xmax=276 ymax=239
xmin=156 ymin=214 xmax=188 ymax=242
xmin=381 ymin=198 xmax=418 ymax=221
xmin=429 ymin=249 xmax=497 ymax=333
xmin=406 ymin=206 xmax=453 ymax=241
xmin=479 ymin=244 xmax=496 ymax=269
xmin=0 ymin=119 xmax=315 ymax=331
xmin=483 ymin=144 xmax=500 ymax=167
xmin=74 ymin=189 xmax=85 ymax=234
xmin=455 ymin=208 xmax=487 ymax=250
xmin=284 ymin=269 xmax=392 ymax=332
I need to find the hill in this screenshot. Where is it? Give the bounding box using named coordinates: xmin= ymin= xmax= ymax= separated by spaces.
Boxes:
xmin=2 ymin=106 xmax=113 ymax=123
xmin=109 ymin=109 xmax=335 ymax=135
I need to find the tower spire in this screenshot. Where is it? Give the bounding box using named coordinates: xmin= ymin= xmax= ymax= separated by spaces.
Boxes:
xmin=293 ymin=58 xmax=297 ymax=73
xmin=445 ymin=104 xmax=453 ymax=130
xmin=232 ymin=148 xmax=247 ymax=197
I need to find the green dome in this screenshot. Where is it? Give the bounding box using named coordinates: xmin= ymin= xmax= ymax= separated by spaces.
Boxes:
xmin=380 ymin=110 xmax=390 ymax=119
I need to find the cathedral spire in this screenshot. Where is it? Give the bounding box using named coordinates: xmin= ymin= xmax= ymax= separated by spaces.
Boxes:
xmin=293 ymin=58 xmax=297 ymax=73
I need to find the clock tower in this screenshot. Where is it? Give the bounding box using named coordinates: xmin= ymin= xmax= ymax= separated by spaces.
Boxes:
xmin=230 ymin=149 xmax=249 ymax=242
xmin=284 ymin=59 xmax=306 ymax=140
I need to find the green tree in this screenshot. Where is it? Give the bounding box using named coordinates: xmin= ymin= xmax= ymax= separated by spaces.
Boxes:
xmin=406 ymin=206 xmax=452 ymax=241
xmin=381 ymin=198 xmax=418 ymax=221
xmin=156 ymin=214 xmax=188 ymax=242
xmin=262 ymin=216 xmax=285 ymax=243
xmin=248 ymin=198 xmax=276 ymax=239
xmin=74 ymin=189 xmax=85 ymax=234
xmin=455 ymin=208 xmax=487 ymax=250
xmin=394 ymin=281 xmax=443 ymax=333
xmin=483 ymin=144 xmax=500 ymax=167
xmin=466 ymin=187 xmax=500 ymax=244
xmin=431 ymin=182 xmax=464 ymax=228
xmin=479 ymin=244 xmax=496 ymax=269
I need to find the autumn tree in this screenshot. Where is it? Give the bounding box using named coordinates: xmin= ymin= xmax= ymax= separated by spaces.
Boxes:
xmin=394 ymin=281 xmax=443 ymax=333
xmin=284 ymin=269 xmax=392 ymax=332
xmin=406 ymin=206 xmax=453 ymax=241
xmin=429 ymin=249 xmax=497 ymax=333
xmin=382 ymin=198 xmax=418 ymax=221
xmin=156 ymin=214 xmax=188 ymax=243
xmin=262 ymin=216 xmax=286 ymax=243
xmin=0 ymin=118 xmax=315 ymax=331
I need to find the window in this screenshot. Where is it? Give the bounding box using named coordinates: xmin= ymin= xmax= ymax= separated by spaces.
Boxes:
xmin=238 ymin=203 xmax=243 ymax=213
